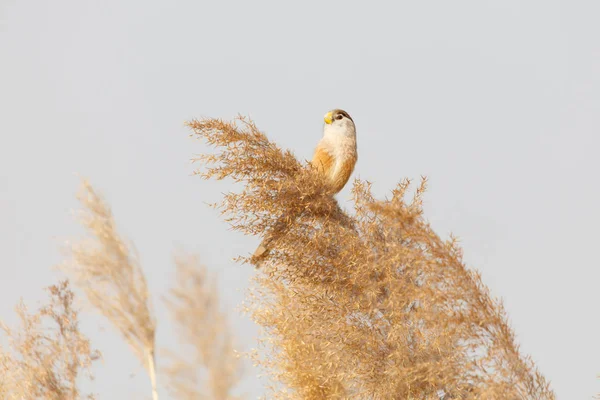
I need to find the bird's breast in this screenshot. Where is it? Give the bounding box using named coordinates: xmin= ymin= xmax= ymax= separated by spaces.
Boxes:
xmin=312 ymin=135 xmax=357 ymax=193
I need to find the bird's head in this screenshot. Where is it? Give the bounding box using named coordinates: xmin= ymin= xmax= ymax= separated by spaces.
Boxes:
xmin=323 ymin=109 xmax=356 ymax=139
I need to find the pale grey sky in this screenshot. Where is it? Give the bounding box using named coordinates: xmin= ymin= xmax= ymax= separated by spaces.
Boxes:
xmin=1 ymin=0 xmax=599 ymax=398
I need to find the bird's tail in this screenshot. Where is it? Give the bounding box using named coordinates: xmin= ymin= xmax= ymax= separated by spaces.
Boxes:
xmin=251 ymin=241 xmax=270 ymax=269
xmin=251 ymin=211 xmax=298 ymax=268
xmin=253 ymin=242 xmax=269 ymax=259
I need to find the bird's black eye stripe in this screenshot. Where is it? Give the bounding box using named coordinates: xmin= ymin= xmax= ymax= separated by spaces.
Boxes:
xmin=335 ymin=109 xmax=353 ymax=122
xmin=335 ymin=114 xmax=344 ymax=120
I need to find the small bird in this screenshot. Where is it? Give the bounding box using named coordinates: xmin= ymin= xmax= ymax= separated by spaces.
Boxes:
xmin=252 ymin=109 xmax=358 ymax=265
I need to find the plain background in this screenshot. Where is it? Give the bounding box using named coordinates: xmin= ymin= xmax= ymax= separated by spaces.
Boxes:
xmin=1 ymin=0 xmax=599 ymax=398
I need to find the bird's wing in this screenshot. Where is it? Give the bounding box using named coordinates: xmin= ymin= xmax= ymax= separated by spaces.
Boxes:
xmin=311 ymin=143 xmax=335 ymax=177
xmin=331 ymin=152 xmax=357 ymax=193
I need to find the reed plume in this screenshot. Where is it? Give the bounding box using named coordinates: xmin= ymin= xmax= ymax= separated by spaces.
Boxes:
xmin=62 ymin=179 xmax=158 ymax=400
xmin=188 ymin=115 xmax=556 ymax=399
xmin=0 ymin=280 xmax=100 ymax=400
xmin=163 ymin=253 xmax=241 ymax=400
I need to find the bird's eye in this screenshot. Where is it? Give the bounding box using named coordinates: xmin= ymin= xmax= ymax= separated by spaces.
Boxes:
xmin=335 ymin=114 xmax=344 ymax=120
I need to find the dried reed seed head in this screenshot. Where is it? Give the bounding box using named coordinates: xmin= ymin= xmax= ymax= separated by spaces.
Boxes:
xmin=191 ymin=116 xmax=555 ymax=399
xmin=63 ymin=180 xmax=156 ymax=375
xmin=163 ymin=254 xmax=241 ymax=400
xmin=0 ymin=280 xmax=100 ymax=400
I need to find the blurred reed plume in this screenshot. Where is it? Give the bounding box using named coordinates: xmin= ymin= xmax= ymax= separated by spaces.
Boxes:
xmin=0 ymin=281 xmax=100 ymax=400
xmin=163 ymin=254 xmax=241 ymax=400
xmin=61 ymin=180 xmax=158 ymax=400
xmin=188 ymin=115 xmax=556 ymax=399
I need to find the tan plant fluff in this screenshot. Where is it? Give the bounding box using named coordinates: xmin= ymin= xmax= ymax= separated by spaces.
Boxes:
xmin=0 ymin=280 xmax=100 ymax=400
xmin=163 ymin=253 xmax=241 ymax=400
xmin=188 ymin=116 xmax=556 ymax=399
xmin=62 ymin=180 xmax=158 ymax=400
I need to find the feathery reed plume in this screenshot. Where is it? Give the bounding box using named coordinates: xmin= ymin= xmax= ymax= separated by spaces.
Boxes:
xmin=163 ymin=253 xmax=241 ymax=400
xmin=189 ymin=115 xmax=556 ymax=399
xmin=62 ymin=179 xmax=158 ymax=400
xmin=0 ymin=280 xmax=100 ymax=400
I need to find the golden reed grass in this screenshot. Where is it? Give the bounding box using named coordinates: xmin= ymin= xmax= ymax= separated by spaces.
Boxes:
xmin=0 ymin=114 xmax=565 ymax=399
xmin=163 ymin=254 xmax=241 ymax=400
xmin=0 ymin=281 xmax=100 ymax=400
xmin=187 ymin=115 xmax=557 ymax=399
xmin=61 ymin=180 xmax=159 ymax=400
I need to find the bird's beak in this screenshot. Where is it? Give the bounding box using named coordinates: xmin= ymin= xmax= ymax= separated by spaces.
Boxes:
xmin=324 ymin=111 xmax=333 ymax=124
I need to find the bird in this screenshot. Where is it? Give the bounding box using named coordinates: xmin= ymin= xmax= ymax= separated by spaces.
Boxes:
xmin=252 ymin=109 xmax=358 ymax=266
